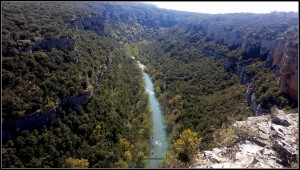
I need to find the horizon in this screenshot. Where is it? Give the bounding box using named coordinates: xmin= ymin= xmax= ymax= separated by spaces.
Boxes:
xmin=143 ymin=1 xmax=299 ymax=14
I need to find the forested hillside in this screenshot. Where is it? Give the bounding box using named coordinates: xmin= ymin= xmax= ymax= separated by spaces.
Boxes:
xmin=2 ymin=2 xmax=151 ymax=168
xmin=135 ymin=10 xmax=298 ymax=152
xmin=2 ymin=1 xmax=298 ymax=168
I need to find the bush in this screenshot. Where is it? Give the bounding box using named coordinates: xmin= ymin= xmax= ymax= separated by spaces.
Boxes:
xmin=231 ymin=122 xmax=259 ymax=143
xmin=213 ymin=123 xmax=236 ymax=148
xmin=64 ymin=157 xmax=89 ymax=168
xmin=172 ymin=129 xmax=202 ymax=163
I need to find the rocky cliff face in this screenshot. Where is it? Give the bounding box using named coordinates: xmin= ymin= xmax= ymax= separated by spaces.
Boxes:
xmin=32 ymin=38 xmax=75 ymax=52
xmin=198 ymin=20 xmax=298 ymax=101
xmin=221 ymin=31 xmax=297 ymax=101
xmin=241 ymin=35 xmax=269 ymax=60
xmin=70 ymin=15 xmax=105 ymax=35
xmin=273 ymin=42 xmax=298 ymax=101
xmin=242 ymin=37 xmax=297 ymax=101
xmin=92 ymin=2 xmax=196 ymax=28
xmin=246 ymin=87 xmax=268 ymax=116
xmin=2 ymin=65 xmax=107 ymax=143
xmin=2 ymin=91 xmax=92 ymax=142
xmin=2 ymin=30 xmax=114 ymax=142
xmin=60 ymin=90 xmax=93 ymax=110
xmin=2 ymin=109 xmax=57 ymax=142
xmin=191 ymin=108 xmax=298 ymax=168
xmin=204 ymin=24 xmax=243 ymax=49
xmin=246 ymin=37 xmax=298 ymax=101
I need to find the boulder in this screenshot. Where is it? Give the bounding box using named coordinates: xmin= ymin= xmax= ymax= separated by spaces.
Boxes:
xmin=191 ymin=108 xmax=298 ymax=168
xmin=272 ymin=116 xmax=291 ymax=127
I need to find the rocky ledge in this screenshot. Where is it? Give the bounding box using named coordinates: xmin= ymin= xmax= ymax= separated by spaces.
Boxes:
xmin=191 ymin=108 xmax=298 ymax=168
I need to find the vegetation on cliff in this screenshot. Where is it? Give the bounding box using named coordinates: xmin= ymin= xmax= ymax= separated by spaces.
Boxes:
xmin=2 ymin=1 xmax=298 ymax=168
xmin=2 ymin=2 xmax=151 ymax=168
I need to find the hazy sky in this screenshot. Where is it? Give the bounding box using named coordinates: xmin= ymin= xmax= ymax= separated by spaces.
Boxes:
xmin=143 ymin=1 xmax=298 ymax=14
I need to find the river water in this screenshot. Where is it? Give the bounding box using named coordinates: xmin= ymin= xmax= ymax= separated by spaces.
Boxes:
xmin=137 ymin=60 xmax=169 ymax=168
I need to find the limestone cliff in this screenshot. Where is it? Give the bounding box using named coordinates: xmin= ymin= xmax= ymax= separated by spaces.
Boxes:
xmin=191 ymin=108 xmax=298 ymax=168
xmin=32 ymin=38 xmax=75 ymax=52
xmin=214 ymin=30 xmax=297 ymax=101
xmin=70 ymin=15 xmax=105 ymax=35
xmin=2 ymin=91 xmax=92 ymax=142
xmin=2 ymin=109 xmax=57 ymax=142
xmin=60 ymin=90 xmax=93 ymax=110
xmin=204 ymin=24 xmax=243 ymax=49
xmin=2 ymin=64 xmax=106 ymax=142
xmin=198 ymin=20 xmax=298 ymax=101
xmin=73 ymin=5 xmax=298 ymax=102
xmin=273 ymin=42 xmax=298 ymax=101
xmin=241 ymin=36 xmax=298 ymax=101
xmin=246 ymin=87 xmax=268 ymax=116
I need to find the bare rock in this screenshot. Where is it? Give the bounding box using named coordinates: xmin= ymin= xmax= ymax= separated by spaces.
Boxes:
xmin=272 ymin=116 xmax=291 ymax=127
xmin=190 ymin=108 xmax=298 ymax=168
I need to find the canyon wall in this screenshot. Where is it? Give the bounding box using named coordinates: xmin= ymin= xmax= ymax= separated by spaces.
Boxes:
xmin=204 ymin=24 xmax=298 ymax=101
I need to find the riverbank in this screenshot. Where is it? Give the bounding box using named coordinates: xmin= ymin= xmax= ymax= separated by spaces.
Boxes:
xmin=135 ymin=58 xmax=170 ymax=168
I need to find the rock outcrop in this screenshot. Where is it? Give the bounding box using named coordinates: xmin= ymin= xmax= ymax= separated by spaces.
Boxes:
xmin=2 ymin=89 xmax=94 ymax=143
xmin=240 ymin=36 xmax=298 ymax=101
xmin=204 ymin=24 xmax=243 ymax=49
xmin=93 ymin=2 xmax=197 ymax=28
xmin=2 ymin=109 xmax=57 ymax=142
xmin=2 ymin=46 xmax=112 ymax=143
xmin=273 ymin=42 xmax=298 ymax=101
xmin=199 ymin=20 xmax=298 ymax=101
xmin=60 ymin=90 xmax=93 ymax=110
xmin=191 ymin=108 xmax=298 ymax=168
xmin=242 ymin=37 xmax=297 ymax=100
xmin=241 ymin=35 xmax=269 ymax=61
xmin=70 ymin=15 xmax=105 ymax=35
xmin=32 ymin=38 xmax=75 ymax=52
xmin=246 ymin=87 xmax=268 ymax=116
xmin=2 ymin=66 xmax=106 ymax=143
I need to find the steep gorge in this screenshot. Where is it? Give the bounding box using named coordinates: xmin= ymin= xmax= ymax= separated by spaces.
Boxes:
xmin=1 ymin=2 xmax=298 ymax=168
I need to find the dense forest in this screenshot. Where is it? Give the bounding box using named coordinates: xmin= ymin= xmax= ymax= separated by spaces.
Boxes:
xmin=2 ymin=2 xmax=151 ymax=168
xmin=2 ymin=1 xmax=298 ymax=168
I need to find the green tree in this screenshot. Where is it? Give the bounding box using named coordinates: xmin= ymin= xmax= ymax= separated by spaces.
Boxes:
xmin=93 ymin=124 xmax=101 ymax=136
xmin=113 ymin=160 xmax=129 ymax=168
xmin=117 ymin=138 xmax=130 ymax=152
xmin=124 ymin=150 xmax=132 ymax=162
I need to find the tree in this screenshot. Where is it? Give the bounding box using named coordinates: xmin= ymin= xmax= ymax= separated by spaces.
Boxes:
xmin=117 ymin=138 xmax=130 ymax=152
xmin=113 ymin=160 xmax=129 ymax=168
xmin=172 ymin=129 xmax=202 ymax=163
xmin=64 ymin=157 xmax=89 ymax=168
xmin=28 ymin=158 xmax=42 ymax=168
xmin=93 ymin=124 xmax=101 ymax=136
xmin=124 ymin=150 xmax=132 ymax=162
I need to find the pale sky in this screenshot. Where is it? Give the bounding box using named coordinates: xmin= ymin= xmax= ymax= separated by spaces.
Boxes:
xmin=143 ymin=1 xmax=298 ymax=14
